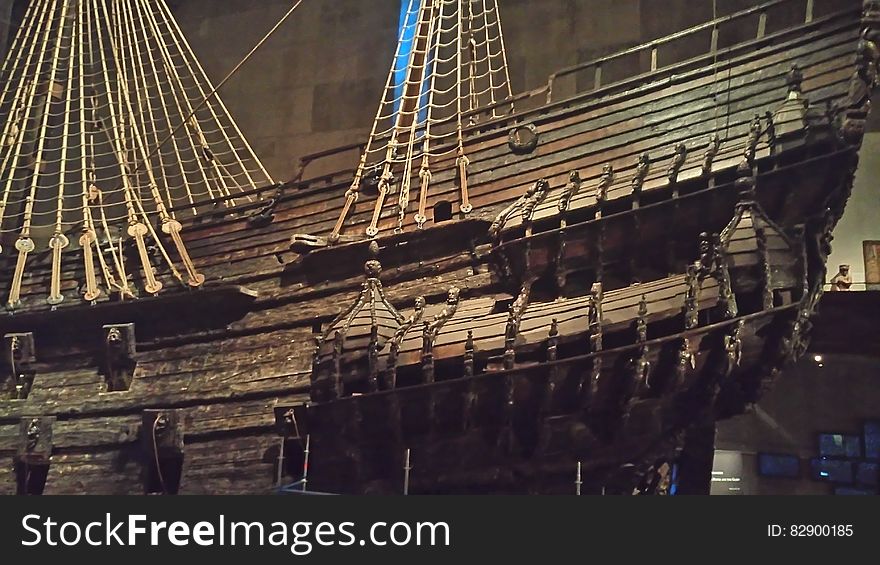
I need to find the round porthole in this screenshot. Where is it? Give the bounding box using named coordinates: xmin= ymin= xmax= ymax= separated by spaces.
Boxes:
xmin=508 ymin=123 xmax=539 ymax=155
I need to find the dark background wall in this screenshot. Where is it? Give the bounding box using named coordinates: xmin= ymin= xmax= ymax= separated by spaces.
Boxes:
xmin=0 ymin=0 xmax=14 ymax=61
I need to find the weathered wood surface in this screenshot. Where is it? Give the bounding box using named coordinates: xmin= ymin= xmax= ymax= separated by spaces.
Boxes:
xmin=0 ymin=5 xmax=868 ymax=494
xmin=0 ymin=10 xmax=860 ymax=314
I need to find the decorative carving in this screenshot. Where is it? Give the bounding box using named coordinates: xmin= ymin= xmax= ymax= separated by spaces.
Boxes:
xmin=386 ymin=296 xmax=426 ymax=389
xmin=770 ymin=64 xmax=810 ymax=151
xmin=684 ymin=263 xmax=700 ymax=329
xmin=367 ymin=325 xmax=380 ymax=392
xmin=695 ymin=229 xmax=738 ymax=320
xmin=15 ymin=416 xmax=55 ymax=495
xmin=697 ymin=232 xmax=717 ymax=279
xmin=744 ymin=114 xmax=762 ymax=165
xmin=829 ymin=264 xmax=853 ymax=291
xmin=838 ymin=6 xmax=880 ymax=145
xmin=671 ymin=338 xmax=695 ymax=391
xmin=332 ymin=330 xmax=344 ymax=399
xmin=636 ymin=294 xmax=648 ymax=344
xmin=723 ymin=320 xmax=745 ymax=377
xmin=786 ymin=62 xmax=804 ymax=94
xmin=546 ymin=319 xmax=559 ymax=362
xmin=596 ymin=163 xmax=614 ymax=207
xmin=755 ymin=224 xmax=775 ymax=310
xmin=427 ymin=287 xmax=461 ymax=338
xmin=463 ymin=330 xmax=475 ymax=377
xmin=3 ymin=333 xmax=35 ymax=400
xmin=421 ymin=287 xmax=462 ymax=383
xmin=521 ymin=179 xmax=550 ymax=227
xmin=631 ymin=295 xmax=651 ymax=387
xmin=311 ymin=241 xmax=408 ymax=400
xmin=102 ymin=324 xmax=137 ymax=392
xmin=764 ymin=110 xmax=777 ymax=150
xmin=631 ymin=152 xmax=650 ymax=198
xmin=588 ymin=283 xmax=604 ymax=353
xmin=17 ymin=416 xmax=54 ymax=466
xmin=701 ymin=134 xmax=720 ymax=178
xmin=504 ymin=281 xmax=533 ymax=370
xmin=558 ymin=171 xmax=582 ymax=214
xmin=489 ymin=180 xmax=548 ymax=240
xmin=421 ymin=322 xmax=435 ymax=384
xmin=667 ymin=143 xmax=687 ymax=184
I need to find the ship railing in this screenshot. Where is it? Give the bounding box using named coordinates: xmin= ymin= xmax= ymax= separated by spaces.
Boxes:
xmin=541 ymin=0 xmax=825 ymax=105
xmin=295 ymin=0 xmax=853 ymax=186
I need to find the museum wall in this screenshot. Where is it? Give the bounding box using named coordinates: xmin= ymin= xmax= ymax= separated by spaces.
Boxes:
xmin=0 ymin=0 xmax=14 ymax=61
xmin=827 ymin=132 xmax=880 ymax=290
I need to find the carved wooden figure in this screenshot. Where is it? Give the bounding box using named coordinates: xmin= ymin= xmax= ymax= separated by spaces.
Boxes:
xmin=102 ymin=324 xmax=137 ymax=392
xmin=3 ymin=333 xmax=35 ymax=400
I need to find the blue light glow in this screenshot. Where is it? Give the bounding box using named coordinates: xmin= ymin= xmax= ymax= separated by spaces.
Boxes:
xmin=394 ymin=0 xmax=429 ymax=125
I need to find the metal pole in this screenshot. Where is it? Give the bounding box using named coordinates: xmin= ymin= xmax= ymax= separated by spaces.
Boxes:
xmin=301 ymin=434 xmax=310 ymax=493
xmin=403 ymin=448 xmax=412 ymax=495
xmin=275 ymin=436 xmax=286 ymax=486
xmin=576 ymin=461 xmax=582 ymax=495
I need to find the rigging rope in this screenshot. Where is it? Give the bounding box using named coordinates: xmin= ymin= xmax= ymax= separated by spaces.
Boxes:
xmin=331 ymin=0 xmax=513 ymax=241
xmin=0 ymin=0 xmax=278 ymax=309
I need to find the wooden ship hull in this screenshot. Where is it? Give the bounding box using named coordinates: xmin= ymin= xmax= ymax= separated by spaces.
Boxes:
xmin=0 ymin=0 xmax=877 ymax=494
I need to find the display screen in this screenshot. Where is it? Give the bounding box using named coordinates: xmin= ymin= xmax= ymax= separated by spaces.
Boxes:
xmin=818 ymin=433 xmax=862 ymax=458
xmin=810 ymin=458 xmax=854 ymax=483
xmin=757 ymin=453 xmax=800 ymax=478
xmin=854 ymin=462 xmax=878 ymax=487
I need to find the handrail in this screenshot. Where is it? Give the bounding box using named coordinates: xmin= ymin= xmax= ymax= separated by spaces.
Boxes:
xmin=545 ymin=0 xmax=817 ymax=102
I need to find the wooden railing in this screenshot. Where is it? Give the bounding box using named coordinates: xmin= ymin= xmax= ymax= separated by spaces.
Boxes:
xmin=296 ymin=0 xmax=852 ymax=185
xmin=544 ymin=0 xmax=822 ymax=104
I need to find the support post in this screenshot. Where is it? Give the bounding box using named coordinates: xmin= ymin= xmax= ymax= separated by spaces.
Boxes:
xmin=675 ymin=422 xmax=717 ymax=495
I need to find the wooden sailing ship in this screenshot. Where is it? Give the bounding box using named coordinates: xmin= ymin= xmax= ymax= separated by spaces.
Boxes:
xmin=0 ymin=0 xmax=877 ymax=495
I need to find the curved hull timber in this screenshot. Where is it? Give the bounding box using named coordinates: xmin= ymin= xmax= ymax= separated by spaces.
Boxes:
xmin=0 ymin=0 xmax=875 ymax=495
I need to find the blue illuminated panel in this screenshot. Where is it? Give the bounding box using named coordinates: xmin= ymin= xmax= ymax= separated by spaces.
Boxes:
xmin=757 ymin=453 xmax=800 ymax=478
xmin=864 ymin=421 xmax=880 ymax=460
xmin=810 ymin=458 xmax=854 ymax=483
xmin=818 ymin=433 xmax=862 ymax=458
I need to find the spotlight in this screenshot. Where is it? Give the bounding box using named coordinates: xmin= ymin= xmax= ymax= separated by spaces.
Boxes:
xmin=813 ymin=355 xmax=823 ymax=363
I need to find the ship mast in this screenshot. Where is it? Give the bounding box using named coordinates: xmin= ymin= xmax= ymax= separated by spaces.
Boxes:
xmin=0 ymin=0 xmax=275 ymax=309
xmin=330 ymin=0 xmax=513 ymax=242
